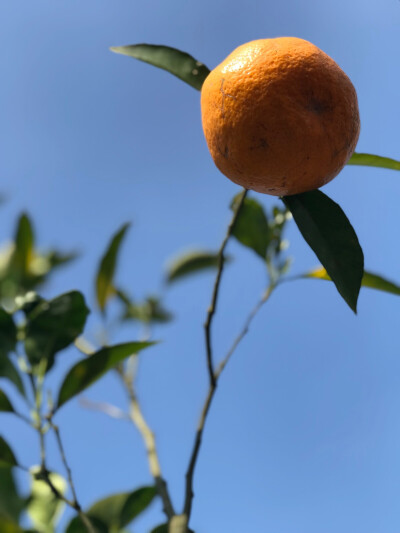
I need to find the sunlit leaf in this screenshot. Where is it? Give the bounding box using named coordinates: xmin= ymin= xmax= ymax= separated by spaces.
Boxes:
xmin=23 ymin=291 xmax=89 ymax=372
xmin=27 ymin=467 xmax=66 ymax=533
xmin=283 ymin=190 xmax=364 ymax=313
xmin=304 ymin=267 xmax=400 ymax=296
xmin=96 ymin=223 xmax=130 ymax=313
xmin=230 ymin=194 xmax=270 ymax=259
xmin=57 ymin=341 xmax=156 ymax=408
xmin=0 ymin=466 xmax=26 ymax=523
xmin=348 ymin=152 xmax=400 ymax=171
xmin=110 ymin=44 xmax=210 ymax=91
xmin=0 ymin=389 xmax=15 ymax=413
xmin=166 ymin=250 xmax=226 ymax=284
xmin=0 ymin=436 xmax=18 ymax=467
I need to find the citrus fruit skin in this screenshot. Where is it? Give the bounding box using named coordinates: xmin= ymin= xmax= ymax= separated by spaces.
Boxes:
xmin=201 ymin=37 xmax=360 ymax=196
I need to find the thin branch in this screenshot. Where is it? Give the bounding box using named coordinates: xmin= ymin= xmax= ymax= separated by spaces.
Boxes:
xmin=119 ymin=367 xmax=175 ymax=520
xmin=204 ymin=188 xmax=248 ymax=387
xmin=79 ymin=396 xmax=129 ymax=420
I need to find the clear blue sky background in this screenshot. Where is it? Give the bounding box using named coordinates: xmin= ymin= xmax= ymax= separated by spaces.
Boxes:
xmin=1 ymin=1 xmax=400 ymax=532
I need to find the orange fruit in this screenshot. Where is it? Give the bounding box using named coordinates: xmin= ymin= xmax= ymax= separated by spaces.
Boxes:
xmin=201 ymin=37 xmax=360 ymax=196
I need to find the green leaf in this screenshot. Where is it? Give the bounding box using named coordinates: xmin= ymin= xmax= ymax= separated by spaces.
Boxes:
xmin=26 ymin=467 xmax=66 ymax=533
xmin=24 ymin=291 xmax=90 ymax=372
xmin=0 ymin=307 xmax=17 ymax=357
xmin=65 ymin=487 xmax=156 ymax=533
xmin=230 ymin=194 xmax=270 ymax=259
xmin=150 ymin=525 xmax=168 ymax=533
xmin=0 ymin=389 xmax=15 ymax=413
xmin=348 ymin=152 xmax=400 ymax=171
xmin=0 ymin=517 xmax=25 ymax=533
xmin=0 ymin=357 xmax=25 ymax=397
xmin=0 ymin=436 xmax=18 ymax=467
xmin=57 ymin=341 xmax=156 ymax=408
xmin=0 ymin=466 xmax=26 ymax=523
xmin=118 ymin=292 xmax=173 ymax=324
xmin=166 ymin=250 xmax=226 ymax=284
xmin=96 ymin=223 xmax=130 ymax=313
xmin=110 ymin=44 xmax=210 ymax=91
xmin=304 ymin=267 xmax=400 ymax=296
xmin=283 ymin=190 xmax=364 ymax=313
xmin=10 ymin=213 xmax=34 ymax=276
xmin=65 ymin=516 xmax=108 ymax=533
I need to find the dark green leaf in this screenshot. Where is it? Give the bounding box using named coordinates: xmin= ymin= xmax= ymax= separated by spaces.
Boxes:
xmin=24 ymin=291 xmax=90 ymax=372
xmin=0 ymin=358 xmax=25 ymax=398
xmin=151 ymin=523 xmax=195 ymax=533
xmin=0 ymin=308 xmax=17 ymax=357
xmin=0 ymin=466 xmax=26 ymax=523
xmin=27 ymin=467 xmax=66 ymax=532
xmin=57 ymin=341 xmax=156 ymax=408
xmin=110 ymin=44 xmax=210 ymax=91
xmin=283 ymin=190 xmax=364 ymax=313
xmin=118 ymin=293 xmax=173 ymax=324
xmin=0 ymin=436 xmax=18 ymax=467
xmin=348 ymin=152 xmax=400 ymax=171
xmin=89 ymin=486 xmax=156 ymax=529
xmin=0 ymin=516 xmax=25 ymax=533
xmin=96 ymin=223 xmax=130 ymax=313
xmin=46 ymin=250 xmax=79 ymax=270
xmin=65 ymin=516 xmax=108 ymax=533
xmin=0 ymin=389 xmax=15 ymax=413
xmin=230 ymin=194 xmax=270 ymax=259
xmin=10 ymin=213 xmax=34 ymax=276
xmin=304 ymin=267 xmax=400 ymax=296
xmin=166 ymin=250 xmax=226 ymax=284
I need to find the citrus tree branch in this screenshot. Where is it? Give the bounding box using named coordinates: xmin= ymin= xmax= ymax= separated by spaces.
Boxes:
xmin=118 ymin=366 xmax=175 ymax=520
xmin=204 ymin=188 xmax=248 ymax=386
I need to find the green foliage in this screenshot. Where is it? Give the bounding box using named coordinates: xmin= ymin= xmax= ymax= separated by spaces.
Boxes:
xmin=283 ymin=190 xmax=364 ymax=313
xmin=110 ymin=44 xmax=210 ymax=90
xmin=348 ymin=152 xmax=400 ymax=171
xmin=65 ymin=516 xmax=108 ymax=533
xmin=304 ymin=267 xmax=400 ymax=296
xmin=0 ymin=435 xmax=18 ymax=467
xmin=26 ymin=467 xmax=66 ymax=533
xmin=57 ymin=341 xmax=156 ymax=408
xmin=117 ymin=291 xmax=173 ymax=324
xmin=0 ymin=466 xmax=26 ymax=524
xmin=231 ymin=194 xmax=271 ymax=259
xmin=166 ymin=250 xmax=224 ymax=284
xmin=0 ymin=307 xmax=17 ymax=356
xmin=0 ymin=357 xmax=25 ymax=397
xmin=96 ymin=223 xmax=130 ymax=313
xmin=23 ymin=291 xmax=90 ymax=373
xmin=66 ymin=486 xmax=157 ymax=533
xmin=0 ymin=389 xmax=15 ymax=413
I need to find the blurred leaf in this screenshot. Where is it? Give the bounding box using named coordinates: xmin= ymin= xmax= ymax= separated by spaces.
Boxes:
xmin=0 ymin=389 xmax=15 ymax=413
xmin=27 ymin=467 xmax=66 ymax=533
xmin=230 ymin=194 xmax=270 ymax=259
xmin=0 ymin=357 xmax=25 ymax=397
xmin=24 ymin=291 xmax=89 ymax=372
xmin=166 ymin=250 xmax=226 ymax=284
xmin=57 ymin=341 xmax=156 ymax=408
xmin=304 ymin=267 xmax=400 ymax=296
xmin=0 ymin=435 xmax=18 ymax=467
xmin=65 ymin=516 xmax=108 ymax=533
xmin=348 ymin=152 xmax=400 ymax=171
xmin=96 ymin=223 xmax=130 ymax=313
xmin=9 ymin=214 xmax=34 ymax=277
xmin=65 ymin=487 xmax=156 ymax=533
xmin=110 ymin=44 xmax=210 ymax=91
xmin=150 ymin=525 xmax=169 ymax=533
xmin=46 ymin=250 xmax=79 ymax=270
xmin=0 ymin=466 xmax=26 ymax=523
xmin=118 ymin=292 xmax=173 ymax=324
xmin=0 ymin=308 xmax=17 ymax=356
xmin=283 ymin=190 xmax=364 ymax=313
xmin=0 ymin=517 xmax=25 ymax=533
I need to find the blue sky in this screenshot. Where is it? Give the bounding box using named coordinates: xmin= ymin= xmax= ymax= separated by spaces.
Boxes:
xmin=1 ymin=1 xmax=400 ymax=532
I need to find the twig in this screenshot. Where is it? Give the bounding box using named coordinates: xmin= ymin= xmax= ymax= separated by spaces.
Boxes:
xmin=204 ymin=188 xmax=248 ymax=387
xmin=119 ymin=367 xmax=175 ymax=520
xmin=79 ymin=396 xmax=129 ymax=420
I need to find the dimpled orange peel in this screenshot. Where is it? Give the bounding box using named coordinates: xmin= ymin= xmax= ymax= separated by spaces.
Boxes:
xmin=201 ymin=37 xmax=360 ymax=196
